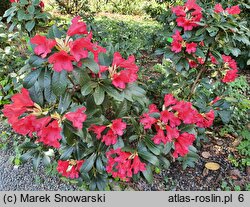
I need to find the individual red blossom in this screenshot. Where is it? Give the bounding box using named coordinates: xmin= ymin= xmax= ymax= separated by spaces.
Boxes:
xmin=185 ymin=42 xmax=197 ymax=54
xmin=209 ymin=53 xmax=218 ymax=64
xmin=210 ymin=96 xmax=221 ymax=105
xmin=171 ymin=30 xmax=183 ymax=53
xmin=222 ymin=55 xmax=238 ymax=70
xmin=57 ymin=160 xmax=84 ymax=179
xmin=110 ymin=118 xmax=127 ymax=136
xmin=164 ymin=94 xmax=177 ymax=107
xmin=196 ymin=110 xmax=215 ymax=128
xmin=173 ymin=132 xmax=195 ymax=158
xmin=222 ymin=69 xmax=238 ymax=83
xmin=11 ymin=115 xmax=37 ymax=137
xmin=109 ymin=52 xmax=139 ymax=89
xmin=30 ymin=35 xmax=57 ymax=58
xmin=148 ymin=104 xmax=160 ymax=113
xmin=152 ymin=129 xmax=167 ymax=144
xmin=160 ymin=110 xmax=181 ymax=128
xmin=9 ymin=0 xmax=19 ymax=3
xmin=67 ymin=16 xmax=88 ymax=37
xmin=89 ymin=125 xmax=107 ymax=139
xmin=48 ymin=50 xmax=75 ymax=72
xmin=165 ymin=125 xmax=180 ymax=141
xmin=140 ymin=113 xmax=157 ymax=129
xmin=2 ymin=88 xmax=34 ymax=125
xmin=65 ymin=107 xmax=87 ymax=130
xmin=171 ymin=31 xmax=197 ymax=54
xmin=69 ymin=38 xmax=89 ymax=62
xmin=102 ymin=130 xmax=118 ymax=146
xmin=39 ymin=1 xmax=45 ymax=9
xmin=214 ymin=3 xmax=224 ymax=13
xmin=188 ymin=60 xmax=198 ymax=68
xmin=37 ymin=120 xmax=62 ymax=148
xmin=226 ymin=5 xmax=241 ymax=15
xmin=197 ymin=57 xmax=205 ymax=64
xmin=106 ymin=148 xmax=146 ymax=181
xmin=172 ymin=0 xmax=202 ymax=31
xmin=33 ymin=116 xmax=51 ymax=132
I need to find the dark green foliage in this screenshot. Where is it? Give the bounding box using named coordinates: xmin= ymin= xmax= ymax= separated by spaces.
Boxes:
xmin=0 ymin=0 xmax=10 ymax=17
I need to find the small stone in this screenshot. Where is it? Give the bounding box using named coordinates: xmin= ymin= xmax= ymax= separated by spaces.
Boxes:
xmin=201 ymin=151 xmax=211 ymax=159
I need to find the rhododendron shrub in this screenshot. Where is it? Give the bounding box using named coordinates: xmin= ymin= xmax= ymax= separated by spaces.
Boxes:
xmin=3 ymin=0 xmax=49 ymax=34
xmin=155 ymin=0 xmax=249 ymax=130
xmin=2 ymin=15 xmax=217 ymax=190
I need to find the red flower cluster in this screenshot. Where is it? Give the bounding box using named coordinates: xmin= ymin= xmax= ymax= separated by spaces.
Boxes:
xmin=172 ymin=0 xmax=202 ymax=31
xmin=221 ymin=55 xmax=238 ymax=83
xmin=140 ymin=94 xmax=215 ymax=158
xmin=57 ymin=160 xmax=84 ymax=179
xmin=89 ymin=119 xmax=126 ymax=146
xmin=188 ymin=53 xmax=218 ymax=69
xmin=171 ymin=30 xmax=197 ymax=54
xmin=106 ymin=148 xmax=146 ymax=181
xmin=2 ymin=88 xmax=62 ymax=148
xmin=30 ymin=16 xmax=106 ymax=72
xmin=214 ymin=4 xmax=240 ymax=15
xmin=105 ymin=52 xmax=139 ymax=89
xmin=64 ymin=107 xmax=87 ymax=130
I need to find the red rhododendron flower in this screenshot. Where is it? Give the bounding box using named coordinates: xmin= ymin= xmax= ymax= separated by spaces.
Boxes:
xmin=12 ymin=115 xmax=37 ymax=137
xmin=172 ymin=0 xmax=202 ymax=31
xmin=69 ymin=38 xmax=89 ymax=62
xmin=186 ymin=42 xmax=197 ymax=54
xmin=102 ymin=130 xmax=118 ymax=146
xmin=65 ymin=107 xmax=87 ymax=129
xmin=222 ymin=69 xmax=238 ymax=83
xmin=67 ymin=16 xmax=88 ymax=37
xmin=188 ymin=60 xmax=198 ymax=68
xmin=140 ymin=113 xmax=157 ymax=129
xmin=110 ymin=118 xmax=126 ymax=136
xmin=89 ymin=125 xmax=107 ymax=139
xmin=226 ymin=5 xmax=241 ymax=15
xmin=106 ymin=148 xmax=146 ymax=181
xmin=57 ymin=160 xmax=84 ymax=179
xmin=164 ymin=94 xmax=177 ymax=107
xmin=222 ymin=55 xmax=238 ymax=70
xmin=10 ymin=0 xmax=19 ymax=3
xmin=173 ymin=132 xmax=195 ymax=158
xmin=160 ymin=110 xmax=181 ymax=128
xmin=48 ymin=50 xmax=75 ymax=72
xmin=149 ymin=104 xmax=160 ymax=113
xmin=2 ymin=88 xmax=34 ymax=124
xmin=109 ymin=52 xmax=139 ymax=89
xmin=196 ymin=110 xmax=215 ymax=128
xmin=209 ymin=53 xmax=218 ymax=64
xmin=171 ymin=31 xmax=197 ymax=54
xmin=30 ymin=35 xmax=56 ymax=58
xmin=210 ymin=96 xmax=221 ymax=105
xmin=152 ymin=128 xmax=168 ymax=144
xmin=37 ymin=120 xmax=62 ymax=148
xmin=39 ymin=1 xmax=45 ymax=9
xmin=214 ymin=3 xmax=224 ymax=13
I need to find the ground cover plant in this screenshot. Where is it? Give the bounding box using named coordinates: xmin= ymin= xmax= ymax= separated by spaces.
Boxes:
xmin=0 ymin=0 xmax=249 ymax=191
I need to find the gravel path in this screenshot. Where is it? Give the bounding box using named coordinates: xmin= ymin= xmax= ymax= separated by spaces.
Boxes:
xmin=0 ymin=121 xmax=78 ymax=191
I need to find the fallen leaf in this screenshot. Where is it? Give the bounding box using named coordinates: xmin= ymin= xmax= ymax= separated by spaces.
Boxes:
xmin=201 ymin=151 xmax=211 ymax=159
xmin=202 ymin=168 xmax=209 ymax=176
xmin=228 ymin=169 xmax=241 ymax=178
xmin=205 ymin=162 xmax=220 ymax=171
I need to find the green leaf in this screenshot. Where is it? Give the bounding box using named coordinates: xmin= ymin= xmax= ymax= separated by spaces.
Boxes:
xmin=44 ymin=70 xmax=56 ymax=103
xmin=17 ymin=10 xmax=26 ymax=21
xmin=52 ymin=71 xmax=68 ymax=96
xmin=116 ymin=100 xmax=128 ymax=117
xmin=81 ymin=81 xmax=96 ymax=96
xmin=48 ymin=25 xmax=63 ymax=39
xmin=27 ymin=5 xmax=35 ymax=14
xmin=32 ymin=153 xmax=41 ymax=171
xmin=159 ymin=157 xmax=170 ymax=169
xmin=25 ymin=21 xmax=35 ymax=32
xmin=80 ymin=153 xmax=96 ymax=173
xmin=195 ymin=48 xmax=206 ymax=58
xmin=138 ymin=150 xmax=159 ymax=166
xmin=103 ymin=85 xmax=124 ymax=101
xmin=98 ymin=53 xmax=111 ymax=66
xmin=29 ymin=55 xmax=46 ymax=67
xmin=206 ymin=27 xmax=219 ymax=37
xmin=23 ymin=68 xmax=41 ymax=89
xmin=96 ymin=157 xmax=105 ymax=171
xmin=162 ymin=142 xmax=173 ymax=155
xmin=93 ymin=85 xmax=105 ymax=105
xmin=42 ymin=155 xmax=51 ymax=166
xmin=142 ymin=165 xmax=153 ymax=183
xmin=20 ymin=150 xmax=36 ymax=162
xmin=113 ymin=137 xmax=124 ymax=150
xmin=82 ymin=58 xmax=99 ymax=74
xmin=3 ymin=7 xmax=17 ymax=18
xmin=20 ymin=0 xmax=29 ymax=4
xmin=58 ymin=93 xmax=71 ymax=114
xmin=218 ymin=110 xmax=231 ymax=124
xmin=29 ymin=81 xmax=44 ymax=106
xmin=60 ymin=147 xmax=75 ymax=160
xmin=145 ymin=136 xmax=161 ymax=156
